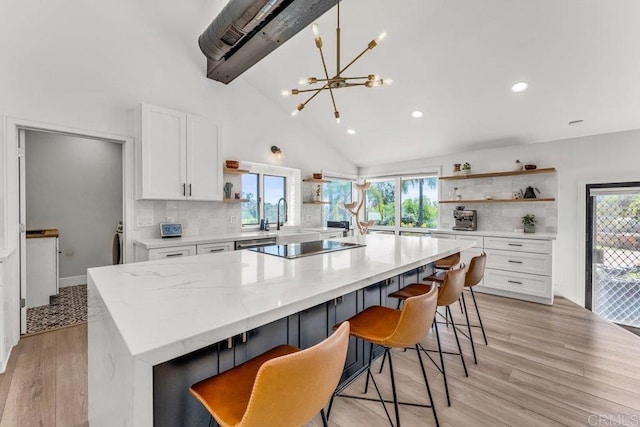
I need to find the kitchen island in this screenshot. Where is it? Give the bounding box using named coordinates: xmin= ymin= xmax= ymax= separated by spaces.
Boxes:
xmin=88 ymin=234 xmax=470 ymax=426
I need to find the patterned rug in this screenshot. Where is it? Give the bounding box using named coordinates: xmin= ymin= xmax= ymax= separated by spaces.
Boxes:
xmin=25 ymin=284 xmax=87 ymax=335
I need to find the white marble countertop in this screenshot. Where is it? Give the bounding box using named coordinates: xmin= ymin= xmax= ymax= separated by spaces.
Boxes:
xmin=429 ymin=229 xmax=557 ymax=240
xmin=88 ymin=235 xmax=470 ymax=365
xmin=133 ymin=227 xmax=346 ymax=250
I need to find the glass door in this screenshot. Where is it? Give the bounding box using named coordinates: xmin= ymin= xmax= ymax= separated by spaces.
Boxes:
xmin=586 ymin=183 xmax=640 ymax=330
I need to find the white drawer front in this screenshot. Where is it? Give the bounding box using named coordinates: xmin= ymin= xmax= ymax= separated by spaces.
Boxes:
xmin=484 ymin=236 xmax=552 ymax=254
xmin=321 ymin=231 xmax=344 ymax=239
xmin=431 ymin=233 xmax=456 ymax=240
xmin=456 ymin=234 xmax=483 ymax=248
xmin=485 ymin=249 xmax=551 ymax=276
xmin=149 ymin=245 xmax=196 ymax=260
xmin=484 ymin=268 xmax=551 ymax=298
xmin=196 ymin=242 xmax=233 ymax=255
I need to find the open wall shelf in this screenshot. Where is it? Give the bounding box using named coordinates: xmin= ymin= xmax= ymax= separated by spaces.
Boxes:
xmin=439 ymin=198 xmax=555 ymax=204
xmin=440 ymin=167 xmax=556 ymax=180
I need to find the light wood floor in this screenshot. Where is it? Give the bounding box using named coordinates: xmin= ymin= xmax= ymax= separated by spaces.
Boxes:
xmin=1 ymin=293 xmax=639 ymax=426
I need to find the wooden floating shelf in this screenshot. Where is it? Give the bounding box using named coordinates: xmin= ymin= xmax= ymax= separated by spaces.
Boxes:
xmin=303 ymin=201 xmax=330 ymax=204
xmin=223 ymin=198 xmax=249 ymax=203
xmin=303 ymin=178 xmax=331 ymax=183
xmin=439 ymin=198 xmax=555 ymax=204
xmin=223 ymin=167 xmax=250 ymax=174
xmin=439 ymin=168 xmax=556 ymax=180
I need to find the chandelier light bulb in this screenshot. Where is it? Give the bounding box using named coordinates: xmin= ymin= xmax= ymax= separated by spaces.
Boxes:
xmin=291 ymin=109 xmax=299 ymax=117
xmin=377 ymin=32 xmax=387 ymax=42
xmin=281 ymin=90 xmax=291 ymax=96
xmin=311 ymin=23 xmax=320 ymax=37
xmin=382 ymin=78 xmax=393 ymax=85
xmin=298 ymin=77 xmax=309 ymax=86
xmin=347 ymin=129 xmax=356 ymax=135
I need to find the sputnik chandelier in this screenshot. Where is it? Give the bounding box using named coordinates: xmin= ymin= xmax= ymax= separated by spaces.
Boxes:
xmin=282 ymin=0 xmax=391 ymax=123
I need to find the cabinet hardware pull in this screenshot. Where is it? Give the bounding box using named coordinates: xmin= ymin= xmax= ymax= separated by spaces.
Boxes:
xmin=189 ymin=184 xmax=192 ymax=196
xmin=182 ymin=183 xmax=186 ymax=196
xmin=242 ymin=332 xmax=247 ymax=343
xmin=508 ymin=280 xmax=523 ymax=285
xmin=209 ymin=248 xmax=225 ymax=253
xmin=227 ymin=337 xmax=233 ymax=349
xmin=166 ymin=253 xmax=184 ymax=257
xmin=508 ymin=243 xmax=523 ymax=247
xmin=508 ymin=260 xmax=523 ymax=264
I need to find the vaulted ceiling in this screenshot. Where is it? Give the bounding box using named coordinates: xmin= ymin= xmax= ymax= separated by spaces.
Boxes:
xmin=239 ymin=0 xmax=640 ymax=167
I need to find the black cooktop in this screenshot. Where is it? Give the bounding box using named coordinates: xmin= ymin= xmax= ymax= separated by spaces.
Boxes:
xmin=249 ymin=240 xmax=364 ymax=259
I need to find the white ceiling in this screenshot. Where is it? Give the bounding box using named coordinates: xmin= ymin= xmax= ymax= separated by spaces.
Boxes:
xmin=240 ymin=0 xmax=640 ymax=167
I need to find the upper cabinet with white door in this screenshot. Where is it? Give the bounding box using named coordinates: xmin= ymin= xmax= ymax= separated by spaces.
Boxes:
xmin=135 ymin=103 xmax=223 ymax=201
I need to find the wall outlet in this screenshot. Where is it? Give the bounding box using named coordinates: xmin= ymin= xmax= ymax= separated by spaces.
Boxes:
xmin=229 ymin=216 xmax=237 ymax=224
xmin=137 ymin=217 xmax=153 ymax=227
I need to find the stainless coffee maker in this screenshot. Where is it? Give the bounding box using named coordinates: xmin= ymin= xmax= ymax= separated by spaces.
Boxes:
xmin=453 ymin=208 xmax=477 ymax=231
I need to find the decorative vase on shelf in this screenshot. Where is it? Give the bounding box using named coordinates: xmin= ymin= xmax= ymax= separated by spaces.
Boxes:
xmin=514 ymin=160 xmax=523 ymax=171
xmin=223 ymin=182 xmax=233 ymax=199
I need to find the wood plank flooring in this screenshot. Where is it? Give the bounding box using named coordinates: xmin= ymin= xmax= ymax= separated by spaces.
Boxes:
xmin=1 ymin=294 xmax=639 ymax=426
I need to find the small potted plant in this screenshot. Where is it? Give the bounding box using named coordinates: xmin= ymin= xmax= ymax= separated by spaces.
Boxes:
xmin=522 ymin=214 xmax=536 ymax=233
xmin=461 ymin=162 xmax=471 ymax=174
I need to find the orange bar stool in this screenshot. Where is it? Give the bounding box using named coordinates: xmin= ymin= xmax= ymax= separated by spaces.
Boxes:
xmin=435 ymin=252 xmax=460 ymax=271
xmin=190 ymin=322 xmax=350 ymax=427
xmin=460 ymin=253 xmax=488 ymax=347
xmin=387 ymin=266 xmax=467 ymax=407
xmin=328 ymin=285 xmax=440 ymax=427
xmin=423 ymin=253 xmax=488 ymax=365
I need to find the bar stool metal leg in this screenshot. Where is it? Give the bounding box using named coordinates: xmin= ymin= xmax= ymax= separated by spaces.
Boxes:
xmin=470 ymin=287 xmax=488 ymax=345
xmin=415 ymin=344 xmax=440 ymax=427
xmin=460 ymin=291 xmax=478 ymax=364
xmin=447 ymin=306 xmax=468 ymax=377
xmin=433 ymin=318 xmax=451 ymax=407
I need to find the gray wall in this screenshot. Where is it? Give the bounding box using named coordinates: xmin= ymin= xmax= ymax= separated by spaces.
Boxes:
xmin=25 ymin=131 xmax=122 ymax=280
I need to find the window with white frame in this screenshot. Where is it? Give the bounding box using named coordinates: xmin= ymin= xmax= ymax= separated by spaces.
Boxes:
xmin=240 ymin=162 xmax=301 ymax=228
xmin=322 ymin=179 xmax=353 ymax=224
xmin=363 ymin=172 xmax=439 ymax=234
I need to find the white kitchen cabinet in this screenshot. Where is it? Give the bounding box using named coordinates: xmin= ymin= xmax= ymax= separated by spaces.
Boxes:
xmin=147 ymin=245 xmax=197 ymax=261
xmin=136 ymin=103 xmax=222 ymax=201
xmin=196 ymin=242 xmax=234 ymax=255
xmin=430 ymin=231 xmax=554 ymax=304
xmin=26 ymin=236 xmax=59 ymax=308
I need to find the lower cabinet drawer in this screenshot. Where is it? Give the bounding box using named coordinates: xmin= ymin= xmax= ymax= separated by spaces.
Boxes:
xmin=484 ymin=268 xmax=551 ymax=298
xmin=484 ymin=236 xmax=551 ymax=254
xmin=148 ymin=245 xmax=197 ymax=260
xmin=485 ymin=249 xmax=551 ymax=276
xmin=196 ymin=242 xmax=234 ymax=255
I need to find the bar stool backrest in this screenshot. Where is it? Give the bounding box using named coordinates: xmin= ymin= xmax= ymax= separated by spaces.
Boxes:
xmin=385 ymin=284 xmax=439 ymax=348
xmin=465 ymin=253 xmax=486 ymax=288
xmin=435 ymin=252 xmax=461 ymax=269
xmin=437 ymin=266 xmax=466 ymax=307
xmin=237 ymin=322 xmax=350 ymax=427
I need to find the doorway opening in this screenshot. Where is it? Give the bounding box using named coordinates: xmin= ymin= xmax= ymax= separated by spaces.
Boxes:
xmin=586 ymin=182 xmax=640 ymax=335
xmin=19 ymin=129 xmax=125 ymax=335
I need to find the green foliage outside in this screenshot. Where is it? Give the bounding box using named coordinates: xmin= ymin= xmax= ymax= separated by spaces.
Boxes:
xmin=323 ymin=180 xmax=353 ymax=223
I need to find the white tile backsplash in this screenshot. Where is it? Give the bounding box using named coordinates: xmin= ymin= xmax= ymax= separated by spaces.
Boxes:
xmin=439 ymin=172 xmax=558 ymax=233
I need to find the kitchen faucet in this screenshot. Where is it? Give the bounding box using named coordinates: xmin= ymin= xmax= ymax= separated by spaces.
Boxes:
xmin=276 ymin=197 xmax=288 ymax=231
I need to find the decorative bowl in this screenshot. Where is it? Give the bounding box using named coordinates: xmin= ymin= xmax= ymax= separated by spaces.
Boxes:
xmin=313 ymin=173 xmax=323 ymax=179
xmin=524 ymin=164 xmax=537 ymax=170
xmin=226 ymin=160 xmax=239 ymax=169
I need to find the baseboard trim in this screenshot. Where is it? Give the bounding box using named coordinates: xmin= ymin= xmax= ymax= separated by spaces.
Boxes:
xmin=59 ymin=275 xmax=87 ymax=287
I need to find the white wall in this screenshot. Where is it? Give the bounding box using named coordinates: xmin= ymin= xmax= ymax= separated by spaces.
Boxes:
xmin=360 ymin=129 xmax=640 ymax=306
xmin=25 ymin=131 xmax=123 ymax=280
xmin=0 ymin=0 xmax=357 ymax=369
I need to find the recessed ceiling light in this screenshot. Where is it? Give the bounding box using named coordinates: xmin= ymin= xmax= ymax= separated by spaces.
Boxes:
xmin=347 ymin=129 xmax=356 ymax=135
xmin=511 ymin=82 xmax=529 ymax=93
xmin=411 ymin=111 xmax=424 ymax=118
xmin=568 ymin=119 xmax=584 ymax=126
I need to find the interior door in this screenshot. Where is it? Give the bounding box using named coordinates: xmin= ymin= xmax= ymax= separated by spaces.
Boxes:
xmin=19 ymin=129 xmax=27 ymax=334
xmin=586 ymin=183 xmax=640 ymax=331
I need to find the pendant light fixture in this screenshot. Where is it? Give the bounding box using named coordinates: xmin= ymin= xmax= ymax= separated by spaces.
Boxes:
xmin=282 ymin=0 xmax=390 ymax=123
